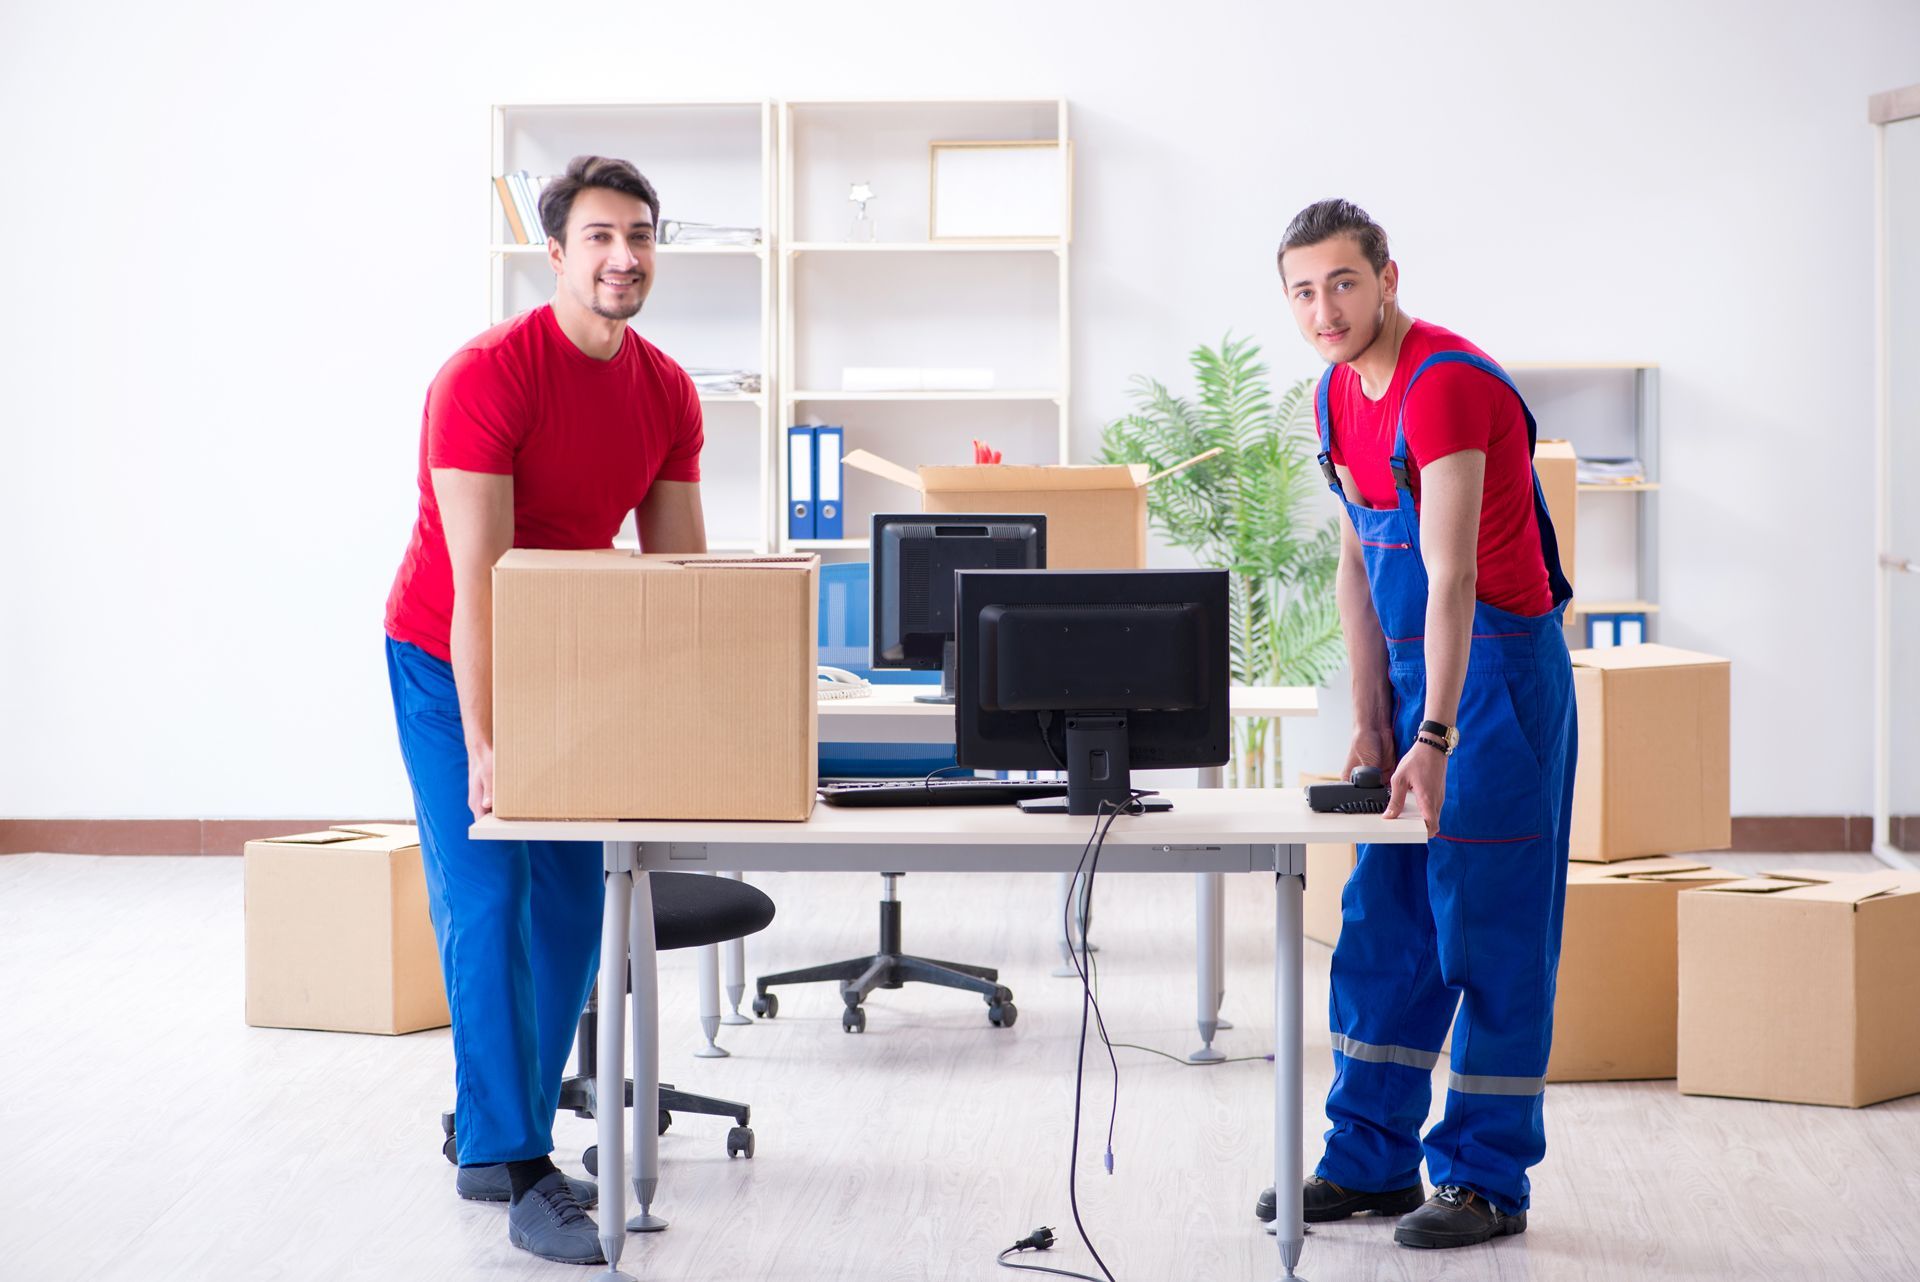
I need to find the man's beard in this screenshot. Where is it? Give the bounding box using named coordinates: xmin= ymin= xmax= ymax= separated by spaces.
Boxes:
xmin=590 ymin=293 xmax=645 ymax=322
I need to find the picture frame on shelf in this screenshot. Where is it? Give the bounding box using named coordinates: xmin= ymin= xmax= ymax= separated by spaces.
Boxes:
xmin=928 ymin=140 xmax=1071 ymax=242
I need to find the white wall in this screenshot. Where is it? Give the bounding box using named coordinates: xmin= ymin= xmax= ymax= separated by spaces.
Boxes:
xmin=2 ymin=0 xmax=1912 ymax=819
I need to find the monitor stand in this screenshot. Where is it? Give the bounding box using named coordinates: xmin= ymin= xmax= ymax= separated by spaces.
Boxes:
xmin=914 ymin=640 xmax=958 ymax=705
xmin=1015 ymin=713 xmax=1173 ymax=815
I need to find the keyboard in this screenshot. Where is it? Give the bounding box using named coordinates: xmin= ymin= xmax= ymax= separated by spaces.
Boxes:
xmin=819 ymin=779 xmax=1071 ymax=808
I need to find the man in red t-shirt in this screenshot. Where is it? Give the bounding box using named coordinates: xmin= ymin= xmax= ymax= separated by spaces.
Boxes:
xmin=383 ymin=155 xmax=706 ymax=1265
xmin=1253 ymin=201 xmax=1577 ymax=1258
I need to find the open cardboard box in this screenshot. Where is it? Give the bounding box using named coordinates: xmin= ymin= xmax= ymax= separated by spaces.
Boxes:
xmin=1678 ymin=869 xmax=1920 ymax=1107
xmin=244 ymin=824 xmax=449 ymax=1035
xmin=843 ymin=448 xmax=1214 ymax=570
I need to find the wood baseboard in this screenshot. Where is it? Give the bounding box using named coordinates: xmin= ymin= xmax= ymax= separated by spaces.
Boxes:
xmin=0 ymin=820 xmax=409 ymax=857
xmin=4 ymin=815 xmax=1917 ymax=857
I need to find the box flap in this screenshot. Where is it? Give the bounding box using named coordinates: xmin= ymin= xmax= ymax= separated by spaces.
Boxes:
xmin=842 ymin=448 xmax=925 ymax=493
xmin=255 ymin=829 xmax=362 ymax=846
xmin=1536 ymin=439 xmax=1576 ymax=461
xmin=1691 ymin=877 xmax=1812 ymax=895
xmin=1570 ymin=643 xmax=1729 ymax=672
xmin=331 ymin=823 xmax=417 ymax=841
xmin=919 ymin=462 xmax=1151 ymax=493
xmin=1776 ymin=871 xmax=1920 ymax=906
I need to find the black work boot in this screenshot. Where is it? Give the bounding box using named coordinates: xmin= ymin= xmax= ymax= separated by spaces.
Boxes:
xmin=1255 ymin=1176 xmax=1426 ymax=1224
xmin=1393 ymin=1184 xmax=1527 ymax=1249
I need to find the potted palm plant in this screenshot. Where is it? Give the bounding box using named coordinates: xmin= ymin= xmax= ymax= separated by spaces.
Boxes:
xmin=1098 ymin=335 xmax=1344 ymax=788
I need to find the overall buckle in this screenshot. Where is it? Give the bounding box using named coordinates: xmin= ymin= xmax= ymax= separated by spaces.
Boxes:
xmin=1390 ymin=455 xmax=1415 ymax=492
xmin=1318 ymin=451 xmax=1340 ymax=488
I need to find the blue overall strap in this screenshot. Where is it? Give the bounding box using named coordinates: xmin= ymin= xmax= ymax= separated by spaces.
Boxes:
xmin=1313 ymin=364 xmax=1343 ymax=498
xmin=1396 ymin=351 xmax=1574 ymax=607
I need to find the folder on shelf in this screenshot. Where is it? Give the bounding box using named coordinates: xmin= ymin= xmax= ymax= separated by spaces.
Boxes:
xmin=787 ymin=425 xmax=817 ymax=540
xmin=814 ymin=425 xmax=845 ymax=539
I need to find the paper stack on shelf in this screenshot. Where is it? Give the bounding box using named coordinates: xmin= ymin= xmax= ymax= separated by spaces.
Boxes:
xmin=660 ymin=219 xmax=762 ymax=246
xmin=688 ymin=369 xmax=763 ymax=395
xmin=1577 ymin=456 xmax=1646 ymax=485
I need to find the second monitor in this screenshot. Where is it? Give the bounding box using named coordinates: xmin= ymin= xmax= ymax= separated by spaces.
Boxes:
xmin=870 ymin=512 xmax=1047 ymax=704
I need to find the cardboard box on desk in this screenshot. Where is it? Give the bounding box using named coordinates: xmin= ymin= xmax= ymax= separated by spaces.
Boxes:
xmin=244 ymin=824 xmax=448 ymax=1035
xmin=493 ymin=550 xmax=818 ymax=822
xmin=1547 ymin=856 xmax=1741 ymax=1082
xmin=1678 ymin=870 xmax=1920 ymax=1107
xmin=843 ymin=449 xmax=1156 ymax=570
xmin=1569 ymin=644 xmax=1730 ymax=862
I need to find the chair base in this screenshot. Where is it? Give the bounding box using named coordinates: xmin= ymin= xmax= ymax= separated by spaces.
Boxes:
xmin=755 ymin=888 xmax=1015 ymax=1031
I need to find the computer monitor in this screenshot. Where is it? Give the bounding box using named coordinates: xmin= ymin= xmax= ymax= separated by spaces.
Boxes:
xmin=954 ymin=569 xmax=1231 ymax=815
xmin=870 ymin=512 xmax=1047 ymax=705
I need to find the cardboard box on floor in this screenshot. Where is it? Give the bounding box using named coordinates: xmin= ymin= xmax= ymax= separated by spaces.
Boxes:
xmin=492 ymin=550 xmax=819 ymax=822
xmin=1569 ymin=644 xmax=1730 ymax=862
xmin=842 ymin=449 xmax=1211 ymax=571
xmin=1534 ymin=439 xmax=1577 ymax=580
xmin=244 ymin=824 xmax=448 ymax=1035
xmin=1548 ymin=856 xmax=1742 ymax=1082
xmin=1678 ymin=870 xmax=1920 ymax=1107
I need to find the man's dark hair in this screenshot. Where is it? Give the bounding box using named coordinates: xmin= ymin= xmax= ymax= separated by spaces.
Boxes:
xmin=537 ymin=155 xmax=660 ymax=245
xmin=1276 ymin=198 xmax=1390 ymax=281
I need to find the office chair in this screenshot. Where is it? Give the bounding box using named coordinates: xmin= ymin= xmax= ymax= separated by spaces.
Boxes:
xmin=439 ymin=870 xmax=776 ymax=1168
xmin=752 ymin=560 xmax=1015 ymax=1034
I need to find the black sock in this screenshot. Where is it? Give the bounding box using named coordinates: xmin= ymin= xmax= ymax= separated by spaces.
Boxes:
xmin=506 ymin=1155 xmax=559 ymax=1203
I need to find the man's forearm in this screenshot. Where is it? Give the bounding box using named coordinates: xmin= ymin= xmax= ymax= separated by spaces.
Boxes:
xmin=1337 ymin=552 xmax=1394 ymax=729
xmin=1420 ymin=570 xmax=1474 ymax=728
xmin=448 ymin=586 xmax=494 ymax=753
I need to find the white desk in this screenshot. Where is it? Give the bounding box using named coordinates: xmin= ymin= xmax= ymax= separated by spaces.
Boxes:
xmin=474 ymin=789 xmax=1423 ymax=1282
xmin=802 ymin=683 xmax=1320 ymax=1062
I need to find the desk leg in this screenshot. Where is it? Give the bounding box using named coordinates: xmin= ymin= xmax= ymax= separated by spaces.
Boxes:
xmin=1051 ymin=871 xmax=1094 ymax=978
xmin=595 ymin=843 xmax=636 ymax=1282
xmin=1190 ymin=872 xmax=1225 ymax=1062
xmin=629 ymin=862 xmax=667 ymax=1232
xmin=1274 ymin=860 xmax=1306 ymax=1280
xmin=721 ymin=872 xmax=751 ymax=1024
xmin=695 ymin=939 xmax=728 ymax=1058
xmin=1193 ymin=763 xmax=1230 ymax=1055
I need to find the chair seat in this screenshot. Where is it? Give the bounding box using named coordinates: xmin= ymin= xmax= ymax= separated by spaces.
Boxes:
xmin=649 ymin=871 xmax=775 ymax=951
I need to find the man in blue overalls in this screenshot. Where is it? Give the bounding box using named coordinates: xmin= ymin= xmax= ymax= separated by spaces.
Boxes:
xmin=1260 ymin=198 xmax=1578 ymax=1250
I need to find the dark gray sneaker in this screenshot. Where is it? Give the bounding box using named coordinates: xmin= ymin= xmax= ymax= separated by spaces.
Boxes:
xmin=457 ymin=1164 xmax=598 ymax=1208
xmin=506 ymin=1171 xmax=606 ymax=1265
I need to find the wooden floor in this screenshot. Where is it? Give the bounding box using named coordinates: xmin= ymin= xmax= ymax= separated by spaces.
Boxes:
xmin=3 ymin=850 xmax=1916 ymax=1282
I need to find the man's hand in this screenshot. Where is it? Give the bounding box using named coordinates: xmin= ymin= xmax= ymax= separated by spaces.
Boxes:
xmin=1385 ymin=742 xmax=1445 ymax=838
xmin=467 ymin=740 xmax=495 ymax=818
xmin=1344 ymin=726 xmax=1399 ymax=781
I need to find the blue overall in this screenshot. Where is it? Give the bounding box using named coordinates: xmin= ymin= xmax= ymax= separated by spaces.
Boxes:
xmin=1312 ymin=351 xmax=1577 ymax=1214
xmin=385 ymin=636 xmax=604 ymax=1167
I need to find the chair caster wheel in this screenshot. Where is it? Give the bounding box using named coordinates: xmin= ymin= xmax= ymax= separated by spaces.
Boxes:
xmin=842 ymin=1006 xmax=866 ymax=1033
xmin=439 ymin=1111 xmax=455 ymax=1138
xmin=988 ymin=1000 xmax=1018 ymax=1028
xmin=658 ymin=1109 xmax=672 ymax=1136
xmin=752 ymin=993 xmax=778 ymax=1019
xmin=582 ymin=1145 xmax=597 ymax=1177
xmin=727 ymin=1125 xmax=755 ymax=1158
xmin=441 ymin=1133 xmax=458 ymax=1164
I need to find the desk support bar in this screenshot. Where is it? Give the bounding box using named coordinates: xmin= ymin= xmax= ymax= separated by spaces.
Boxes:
xmin=595 ymin=844 xmax=636 ymax=1282
xmin=1274 ymin=846 xmax=1307 ymax=1280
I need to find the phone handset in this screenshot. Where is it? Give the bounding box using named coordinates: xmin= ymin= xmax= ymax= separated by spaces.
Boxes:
xmin=816 ymin=665 xmax=872 ymax=700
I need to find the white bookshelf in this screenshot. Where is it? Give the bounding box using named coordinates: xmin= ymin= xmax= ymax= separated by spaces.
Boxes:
xmin=1508 ymin=361 xmax=1661 ymax=642
xmin=487 ymin=100 xmax=778 ymax=554
xmin=776 ymin=97 xmax=1072 ymax=555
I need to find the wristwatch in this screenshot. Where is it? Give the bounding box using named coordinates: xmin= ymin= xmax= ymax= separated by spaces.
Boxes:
xmin=1418 ymin=719 xmax=1459 ymax=756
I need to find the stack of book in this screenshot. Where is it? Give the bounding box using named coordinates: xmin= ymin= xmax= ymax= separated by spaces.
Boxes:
xmin=493 ymin=171 xmax=550 ymax=245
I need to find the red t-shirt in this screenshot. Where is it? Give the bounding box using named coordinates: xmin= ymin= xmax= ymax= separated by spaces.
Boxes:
xmin=1326 ymin=319 xmax=1554 ymax=616
xmin=384 ymin=305 xmax=705 ymax=660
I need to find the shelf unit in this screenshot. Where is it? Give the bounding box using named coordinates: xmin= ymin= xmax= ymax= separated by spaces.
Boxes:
xmin=1509 ymin=361 xmax=1661 ymax=643
xmin=777 ymin=97 xmax=1072 ymax=556
xmin=487 ymin=100 xmax=777 ymax=554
